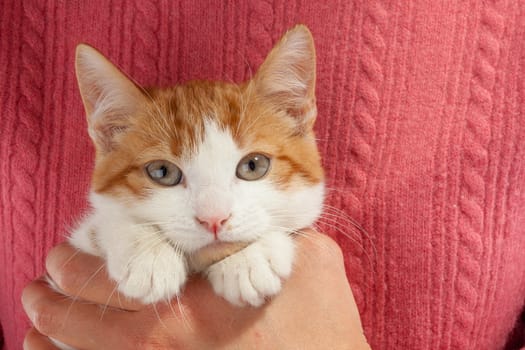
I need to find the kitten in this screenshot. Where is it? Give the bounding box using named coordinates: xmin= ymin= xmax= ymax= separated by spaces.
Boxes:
xmin=69 ymin=24 xmax=324 ymax=309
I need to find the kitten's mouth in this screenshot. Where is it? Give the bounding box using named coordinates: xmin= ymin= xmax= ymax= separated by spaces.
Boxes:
xmin=187 ymin=241 xmax=251 ymax=273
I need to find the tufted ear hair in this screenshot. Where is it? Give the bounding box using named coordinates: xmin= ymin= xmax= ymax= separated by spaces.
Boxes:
xmin=75 ymin=44 xmax=148 ymax=154
xmin=253 ymin=25 xmax=317 ymax=131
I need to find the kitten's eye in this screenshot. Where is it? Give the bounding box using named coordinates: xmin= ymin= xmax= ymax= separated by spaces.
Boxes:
xmin=236 ymin=153 xmax=271 ymax=181
xmin=145 ymin=160 xmax=183 ymax=186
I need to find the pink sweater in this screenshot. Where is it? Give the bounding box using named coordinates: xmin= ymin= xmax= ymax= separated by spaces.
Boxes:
xmin=1 ymin=1 xmax=524 ymax=349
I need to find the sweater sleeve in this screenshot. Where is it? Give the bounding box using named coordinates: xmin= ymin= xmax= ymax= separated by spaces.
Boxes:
xmin=505 ymin=307 xmax=525 ymax=350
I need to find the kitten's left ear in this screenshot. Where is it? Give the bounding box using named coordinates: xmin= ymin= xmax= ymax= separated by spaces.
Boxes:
xmin=254 ymin=25 xmax=317 ymax=131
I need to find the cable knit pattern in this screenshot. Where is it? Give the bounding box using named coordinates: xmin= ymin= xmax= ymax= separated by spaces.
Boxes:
xmin=450 ymin=2 xmax=504 ymax=348
xmin=1 ymin=1 xmax=525 ymax=349
xmin=471 ymin=3 xmax=518 ymax=346
xmin=9 ymin=0 xmax=46 ymax=344
xmin=341 ymin=0 xmax=387 ymax=311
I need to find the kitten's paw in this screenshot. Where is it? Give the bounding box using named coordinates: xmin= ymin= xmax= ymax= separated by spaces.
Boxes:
xmin=108 ymin=243 xmax=187 ymax=304
xmin=206 ymin=234 xmax=294 ymax=307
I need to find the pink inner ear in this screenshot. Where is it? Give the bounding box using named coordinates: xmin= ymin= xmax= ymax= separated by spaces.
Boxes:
xmin=89 ymin=109 xmax=134 ymax=153
xmin=93 ymin=122 xmax=129 ymax=153
xmin=259 ymin=88 xmax=316 ymax=134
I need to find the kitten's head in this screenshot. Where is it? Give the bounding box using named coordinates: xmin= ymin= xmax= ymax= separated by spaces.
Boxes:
xmin=75 ymin=25 xmax=324 ymax=253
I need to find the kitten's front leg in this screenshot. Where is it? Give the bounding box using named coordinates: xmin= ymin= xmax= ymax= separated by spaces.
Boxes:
xmin=106 ymin=235 xmax=188 ymax=304
xmin=71 ymin=218 xmax=188 ymax=304
xmin=206 ymin=232 xmax=295 ymax=307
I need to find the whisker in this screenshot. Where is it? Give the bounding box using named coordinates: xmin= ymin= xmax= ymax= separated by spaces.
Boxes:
xmin=99 ymin=281 xmax=121 ymax=321
xmin=262 ymin=208 xmax=376 ymax=271
xmin=314 ymin=220 xmax=374 ymax=269
xmin=123 ymin=234 xmax=167 ymax=272
xmin=174 ymin=295 xmax=193 ymax=332
xmin=56 ymin=248 xmax=82 ymax=270
xmin=320 ymin=205 xmax=377 ymax=260
xmin=63 ymin=263 xmax=106 ymax=324
xmin=262 ymin=226 xmax=335 ymax=256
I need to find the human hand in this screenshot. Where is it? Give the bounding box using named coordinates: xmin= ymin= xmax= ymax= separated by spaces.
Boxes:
xmin=22 ymin=230 xmax=370 ymax=350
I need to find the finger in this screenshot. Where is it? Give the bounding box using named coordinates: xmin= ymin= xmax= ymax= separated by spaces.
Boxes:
xmin=188 ymin=241 xmax=250 ymax=272
xmin=291 ymin=229 xmax=355 ymax=302
xmin=22 ymin=278 xmax=129 ymax=349
xmin=23 ymin=328 xmax=59 ymax=350
xmin=293 ymin=229 xmax=347 ymax=277
xmin=289 ymin=229 xmax=368 ymax=343
xmin=45 ymin=242 xmax=143 ymax=311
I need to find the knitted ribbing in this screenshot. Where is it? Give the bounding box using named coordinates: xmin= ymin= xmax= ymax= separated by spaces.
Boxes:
xmin=449 ymin=1 xmax=504 ymax=348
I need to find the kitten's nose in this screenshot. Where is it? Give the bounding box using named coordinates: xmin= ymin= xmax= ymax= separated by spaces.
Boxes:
xmin=196 ymin=214 xmax=231 ymax=238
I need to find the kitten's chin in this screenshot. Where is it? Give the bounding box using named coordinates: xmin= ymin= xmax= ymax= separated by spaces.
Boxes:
xmin=187 ymin=241 xmax=251 ymax=273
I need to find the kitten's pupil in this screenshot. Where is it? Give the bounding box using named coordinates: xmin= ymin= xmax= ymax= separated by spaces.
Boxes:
xmin=155 ymin=166 xmax=167 ymax=178
xmin=249 ymin=160 xmax=256 ymax=172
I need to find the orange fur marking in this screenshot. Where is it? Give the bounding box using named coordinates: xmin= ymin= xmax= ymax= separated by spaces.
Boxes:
xmin=82 ymin=25 xmax=323 ymax=198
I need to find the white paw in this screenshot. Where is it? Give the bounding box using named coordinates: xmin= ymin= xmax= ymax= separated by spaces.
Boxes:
xmin=206 ymin=233 xmax=294 ymax=307
xmin=107 ymin=242 xmax=187 ymax=304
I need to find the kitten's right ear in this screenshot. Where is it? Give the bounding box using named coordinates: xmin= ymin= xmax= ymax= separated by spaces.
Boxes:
xmin=75 ymin=44 xmax=147 ymax=153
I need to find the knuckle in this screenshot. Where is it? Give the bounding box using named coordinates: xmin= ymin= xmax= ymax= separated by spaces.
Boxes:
xmin=31 ymin=300 xmax=59 ymax=336
xmin=50 ymin=262 xmax=83 ymax=295
xmin=45 ymin=244 xmax=79 ymax=292
xmin=53 ymin=265 xmax=74 ymax=292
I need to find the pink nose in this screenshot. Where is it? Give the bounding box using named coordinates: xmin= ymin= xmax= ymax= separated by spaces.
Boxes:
xmin=196 ymin=215 xmax=231 ymax=238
